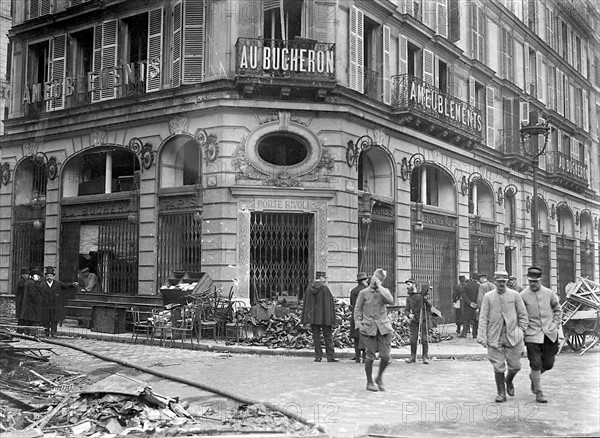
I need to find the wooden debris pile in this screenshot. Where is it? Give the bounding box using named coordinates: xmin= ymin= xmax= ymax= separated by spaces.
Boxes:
xmin=239 ymin=300 xmax=449 ymax=349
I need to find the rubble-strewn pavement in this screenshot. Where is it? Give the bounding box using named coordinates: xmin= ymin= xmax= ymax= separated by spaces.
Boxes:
xmin=11 ymin=327 xmax=600 ymax=438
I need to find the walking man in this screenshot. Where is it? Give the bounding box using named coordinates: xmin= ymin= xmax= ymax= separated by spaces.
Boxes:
xmin=520 ymin=266 xmax=562 ymax=403
xmin=477 ymin=271 xmax=528 ymax=402
xmin=452 ymin=275 xmax=466 ymax=334
xmin=459 ymin=273 xmax=480 ymax=338
xmin=349 ymin=272 xmax=368 ymax=363
xmin=301 ymin=271 xmax=338 ymax=362
xmin=354 ymin=268 xmax=394 ymax=391
xmin=404 ymin=278 xmax=432 ymax=364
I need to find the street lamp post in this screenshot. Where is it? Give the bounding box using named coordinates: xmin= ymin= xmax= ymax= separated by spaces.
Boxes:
xmin=519 ymin=119 xmax=550 ymax=267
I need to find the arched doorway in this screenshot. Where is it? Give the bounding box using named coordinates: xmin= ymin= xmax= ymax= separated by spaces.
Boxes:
xmin=12 ymin=156 xmax=47 ymax=292
xmin=579 ymin=211 xmax=595 ymax=280
xmin=556 ymin=203 xmax=575 ymax=301
xmin=410 ymin=164 xmax=457 ymax=322
xmin=357 ymin=147 xmax=395 ymax=292
xmin=468 ymin=179 xmax=497 ymax=278
xmin=533 ymin=198 xmax=551 ymax=287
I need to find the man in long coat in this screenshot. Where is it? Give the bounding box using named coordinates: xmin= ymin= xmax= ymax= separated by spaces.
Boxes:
xmin=404 ymin=279 xmax=433 ymax=364
xmin=459 ymin=273 xmax=481 ymax=338
xmin=349 ymin=272 xmax=368 ymax=363
xmin=301 ymin=271 xmax=337 ymax=362
xmin=40 ymin=266 xmax=75 ymax=337
xmin=20 ymin=267 xmax=43 ymax=334
xmin=15 ymin=267 xmax=29 ymax=332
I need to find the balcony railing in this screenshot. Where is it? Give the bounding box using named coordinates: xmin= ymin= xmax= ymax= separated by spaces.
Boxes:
xmin=545 ymin=151 xmax=588 ymax=184
xmin=391 ymin=74 xmax=483 ymax=139
xmin=235 ymin=38 xmax=336 ymax=80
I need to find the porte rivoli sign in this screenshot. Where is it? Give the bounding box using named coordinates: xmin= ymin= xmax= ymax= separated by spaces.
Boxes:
xmin=238 ymin=43 xmax=335 ymax=75
xmin=408 ymin=80 xmax=483 ymax=134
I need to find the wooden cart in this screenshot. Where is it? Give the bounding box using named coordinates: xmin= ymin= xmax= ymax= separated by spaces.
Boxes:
xmin=558 ymin=278 xmax=600 ymax=355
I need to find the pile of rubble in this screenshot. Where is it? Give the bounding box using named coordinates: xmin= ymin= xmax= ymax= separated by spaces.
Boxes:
xmin=241 ymin=300 xmax=449 ymax=350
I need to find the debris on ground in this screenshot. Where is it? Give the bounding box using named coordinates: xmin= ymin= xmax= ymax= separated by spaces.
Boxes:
xmin=237 ymin=300 xmax=452 ymax=349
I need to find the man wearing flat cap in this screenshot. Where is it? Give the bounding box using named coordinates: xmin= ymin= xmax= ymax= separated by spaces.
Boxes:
xmin=459 ymin=273 xmax=481 ymax=338
xmin=477 ymin=270 xmax=528 ymax=402
xmin=301 ymin=271 xmax=338 ymax=362
xmin=15 ymin=267 xmax=30 ymax=332
xmin=78 ymin=267 xmax=101 ymax=294
xmin=520 ymin=266 xmax=562 ymax=403
xmin=349 ymin=272 xmax=369 ymax=363
xmin=404 ymin=278 xmax=432 ymax=364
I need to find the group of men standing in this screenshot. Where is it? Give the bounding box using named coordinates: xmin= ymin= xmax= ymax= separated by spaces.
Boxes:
xmin=14 ymin=266 xmax=78 ymax=336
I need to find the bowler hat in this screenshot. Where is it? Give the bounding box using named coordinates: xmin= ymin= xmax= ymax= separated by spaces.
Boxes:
xmin=493 ymin=270 xmax=509 ymax=281
xmin=45 ymin=266 xmax=56 ymax=275
xmin=81 ymin=267 xmax=90 ymax=274
xmin=356 ymin=272 xmax=368 ymax=281
xmin=20 ymin=267 xmax=29 ymax=275
xmin=315 ymin=271 xmax=327 ymax=279
xmin=527 ymin=266 xmax=543 ymax=280
xmin=405 ymin=278 xmax=416 ymax=284
xmin=471 ymin=272 xmax=480 ymax=280
xmin=30 ymin=267 xmax=42 ymax=276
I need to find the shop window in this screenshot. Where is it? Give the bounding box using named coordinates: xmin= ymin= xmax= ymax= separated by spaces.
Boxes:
xmin=160 ymin=136 xmax=201 ymax=188
xmin=257 ymin=134 xmax=308 ymax=166
xmin=264 ymin=0 xmax=304 ymax=41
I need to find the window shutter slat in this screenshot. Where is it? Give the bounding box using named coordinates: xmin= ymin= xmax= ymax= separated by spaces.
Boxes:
xmin=47 ymin=34 xmax=66 ymax=111
xmin=92 ymin=24 xmax=103 ymax=102
xmin=349 ymin=6 xmax=357 ymax=91
xmin=520 ymin=101 xmax=529 ymax=125
xmin=383 ymin=25 xmax=391 ymax=104
xmin=582 ymin=89 xmax=589 ymax=132
xmin=469 ymin=76 xmax=475 ymax=107
xmin=146 ymin=7 xmax=163 ymax=93
xmin=100 ymin=19 xmax=118 ymax=101
xmin=182 ymin=0 xmax=205 ymax=84
xmin=486 ymin=86 xmax=495 ymax=148
xmin=436 ymin=0 xmax=448 ymax=38
xmin=172 ymin=1 xmax=182 ymax=88
xmin=423 ymin=49 xmax=434 ymax=85
xmin=536 ymin=52 xmax=543 ymax=102
xmin=398 ymin=34 xmax=407 ymax=75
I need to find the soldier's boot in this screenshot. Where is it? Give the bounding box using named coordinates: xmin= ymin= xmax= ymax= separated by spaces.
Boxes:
xmin=530 ymin=370 xmax=547 ymax=403
xmin=422 ymin=343 xmax=429 ymax=364
xmin=494 ymin=372 xmax=507 ymax=402
xmin=505 ymin=370 xmax=518 ymax=396
xmin=406 ymin=343 xmax=417 ymax=363
xmin=375 ymin=358 xmax=390 ymax=391
xmin=354 ymin=342 xmax=361 ymax=363
xmin=365 ymin=360 xmax=378 ymax=392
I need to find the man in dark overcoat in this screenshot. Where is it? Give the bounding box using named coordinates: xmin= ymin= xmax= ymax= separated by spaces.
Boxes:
xmin=40 ymin=266 xmax=75 ymax=337
xmin=452 ymin=275 xmax=466 ymax=334
xmin=15 ymin=267 xmax=29 ymax=332
xmin=20 ymin=267 xmax=43 ymax=334
xmin=405 ymin=279 xmax=433 ymax=364
xmin=459 ymin=272 xmax=481 ymax=338
xmin=349 ymin=272 xmax=368 ymax=363
xmin=301 ymin=271 xmax=338 ymax=362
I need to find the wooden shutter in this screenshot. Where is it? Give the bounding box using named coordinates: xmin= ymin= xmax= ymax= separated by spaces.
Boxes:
xmin=46 ymin=34 xmax=66 ymax=112
xmin=436 ymin=0 xmax=448 ymax=38
xmin=146 ymin=7 xmax=163 ymax=93
xmin=566 ymin=24 xmax=572 ymax=64
xmin=398 ymin=34 xmax=407 ymax=75
xmin=557 ymin=129 xmax=562 ymax=154
xmin=405 ymin=0 xmax=414 ymax=17
xmin=182 ymin=0 xmax=204 ymax=84
xmin=536 ymin=52 xmax=543 ymax=102
xmin=520 ymin=100 xmax=529 ymax=125
xmin=486 ymin=86 xmax=495 ymax=147
xmin=524 ymin=42 xmax=530 ymax=94
xmin=449 ymin=0 xmax=460 ymax=42
xmin=469 ymin=76 xmax=475 ymax=107
xmin=349 ymin=6 xmax=364 ymax=93
xmin=92 ymin=20 xmax=117 ymax=102
xmin=172 ymin=1 xmax=182 ymax=88
xmin=383 ymin=25 xmax=391 ymax=104
xmin=423 ymin=49 xmax=434 ymax=85
xmin=545 ymin=6 xmax=553 ymax=48
xmin=92 ymin=24 xmax=102 ymax=102
xmin=557 ymin=70 xmax=563 ymax=116
xmin=582 ymin=89 xmax=589 ymax=132
xmin=513 ymin=0 xmax=522 ymax=21
xmin=568 ymin=83 xmax=574 ymax=122
xmin=547 ymin=65 xmax=554 ymax=110
xmin=582 ymin=40 xmax=587 ymax=79
xmin=571 ymin=138 xmax=578 ymax=161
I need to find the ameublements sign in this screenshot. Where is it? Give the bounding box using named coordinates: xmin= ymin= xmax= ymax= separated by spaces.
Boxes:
xmin=408 ymin=80 xmax=483 ymax=134
xmin=238 ymin=44 xmax=335 ymax=74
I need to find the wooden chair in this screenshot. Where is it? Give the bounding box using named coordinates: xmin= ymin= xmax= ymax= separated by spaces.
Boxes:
xmin=169 ymin=306 xmax=195 ymax=349
xmin=195 ymin=301 xmax=218 ymax=343
xmin=225 ymin=302 xmax=251 ymax=343
xmin=151 ymin=307 xmax=171 ymax=346
xmin=130 ymin=307 xmax=153 ymax=344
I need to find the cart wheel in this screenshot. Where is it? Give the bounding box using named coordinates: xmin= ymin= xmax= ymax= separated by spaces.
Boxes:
xmin=566 ymin=333 xmax=586 ymax=351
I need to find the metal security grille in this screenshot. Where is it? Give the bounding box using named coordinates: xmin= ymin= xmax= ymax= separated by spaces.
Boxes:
xmin=557 ymin=246 xmax=575 ymax=302
xmin=97 ymin=219 xmax=139 ymax=295
xmin=59 ymin=221 xmax=81 ymax=283
xmin=412 ymin=228 xmax=457 ymax=323
xmin=157 ymin=213 xmax=202 ymax=288
xmin=250 ymin=212 xmax=313 ymax=302
xmin=12 ymin=224 xmax=45 ymax=293
xmin=469 ymin=235 xmax=495 ymax=278
xmin=358 ymin=219 xmax=395 ymax=291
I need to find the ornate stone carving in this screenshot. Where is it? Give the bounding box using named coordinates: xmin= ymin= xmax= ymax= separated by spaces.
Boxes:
xmin=169 ymin=116 xmax=189 ymax=135
xmin=22 ymin=139 xmax=40 ymax=156
xmin=90 ymin=129 xmax=107 ymax=146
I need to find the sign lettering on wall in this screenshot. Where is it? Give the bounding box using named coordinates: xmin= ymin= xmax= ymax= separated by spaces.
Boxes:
xmin=255 ymin=199 xmax=313 ymax=211
xmin=61 ymin=200 xmax=130 ymax=220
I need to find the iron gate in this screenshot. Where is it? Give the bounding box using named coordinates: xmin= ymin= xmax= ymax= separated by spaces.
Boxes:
xmin=97 ymin=219 xmax=139 ymax=295
xmin=412 ymin=228 xmax=457 ymax=323
xmin=59 ymin=221 xmax=81 ymax=283
xmin=12 ymin=223 xmax=45 ymax=293
xmin=157 ymin=213 xmax=202 ymax=288
xmin=557 ymin=243 xmax=575 ymax=302
xmin=250 ymin=212 xmax=313 ymax=302
xmin=469 ymin=235 xmax=495 ymax=278
xmin=358 ymin=218 xmax=395 ymax=291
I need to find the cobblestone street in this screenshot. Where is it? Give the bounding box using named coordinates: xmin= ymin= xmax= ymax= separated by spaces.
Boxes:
xmin=23 ymin=337 xmax=600 ymax=437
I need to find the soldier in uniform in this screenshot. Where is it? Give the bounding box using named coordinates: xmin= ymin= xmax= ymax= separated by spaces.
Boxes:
xmin=404 ymin=278 xmax=432 ymax=364
xmin=459 ymin=273 xmax=481 ymax=338
xmin=349 ymin=272 xmax=368 ymax=363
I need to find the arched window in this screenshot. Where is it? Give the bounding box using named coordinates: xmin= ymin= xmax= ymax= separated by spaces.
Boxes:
xmin=160 ymin=136 xmax=201 ymax=188
xmin=410 ymin=165 xmax=455 ymax=211
xmin=14 ymin=157 xmax=47 ymax=205
xmin=357 ymin=147 xmax=392 ymax=198
xmin=468 ymin=181 xmax=494 ymax=218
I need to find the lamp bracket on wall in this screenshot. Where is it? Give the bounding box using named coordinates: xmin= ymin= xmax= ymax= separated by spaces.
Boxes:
xmin=498 ymin=184 xmax=518 ymax=206
xmin=1 ymin=163 xmax=11 ymax=186
xmin=194 ymin=128 xmax=220 ymax=162
xmin=550 ymin=203 xmax=556 ymax=219
xmin=400 ymin=153 xmax=425 ymax=181
xmin=128 ymin=138 xmax=155 ymax=171
xmin=32 ymin=152 xmax=59 ymax=182
xmin=525 ymin=196 xmax=531 ymax=213
xmin=460 ymin=172 xmax=482 ymax=197
xmin=346 ymin=135 xmax=375 ymax=169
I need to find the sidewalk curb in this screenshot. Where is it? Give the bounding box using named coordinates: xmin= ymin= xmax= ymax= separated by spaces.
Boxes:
xmin=55 ymin=327 xmax=491 ymax=360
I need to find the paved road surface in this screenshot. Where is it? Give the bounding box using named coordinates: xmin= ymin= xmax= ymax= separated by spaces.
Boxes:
xmin=22 ymin=338 xmax=600 ymax=437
